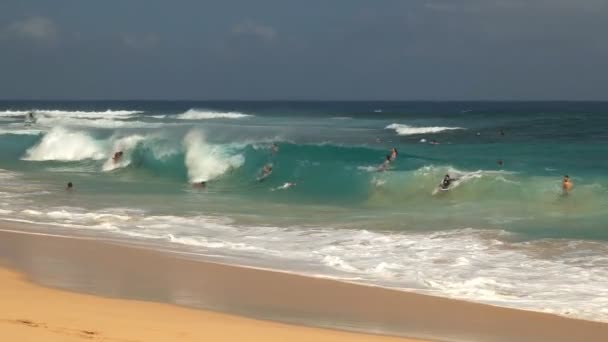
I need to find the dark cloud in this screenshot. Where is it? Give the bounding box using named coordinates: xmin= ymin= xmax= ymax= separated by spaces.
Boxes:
xmin=231 ymin=22 xmax=277 ymax=42
xmin=0 ymin=0 xmax=606 ymax=100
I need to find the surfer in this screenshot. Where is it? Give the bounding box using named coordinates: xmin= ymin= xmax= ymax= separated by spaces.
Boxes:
xmin=441 ymin=174 xmax=455 ymax=190
xmin=274 ymin=182 xmax=296 ymax=190
xmin=112 ymin=151 xmax=124 ymax=162
xmin=24 ymin=111 xmax=36 ymax=126
xmin=562 ymin=175 xmax=573 ymax=194
xmin=192 ymin=181 xmax=207 ymax=189
xmin=258 ymin=164 xmax=273 ymax=181
xmin=390 ymin=147 xmax=398 ymax=162
xmin=378 ymin=155 xmax=391 ymax=172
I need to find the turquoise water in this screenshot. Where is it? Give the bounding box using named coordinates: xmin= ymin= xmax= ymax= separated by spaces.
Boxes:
xmin=1 ymin=101 xmax=607 ymax=321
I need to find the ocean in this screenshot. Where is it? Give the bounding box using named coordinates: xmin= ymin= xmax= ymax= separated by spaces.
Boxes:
xmin=1 ymin=100 xmax=607 ymax=321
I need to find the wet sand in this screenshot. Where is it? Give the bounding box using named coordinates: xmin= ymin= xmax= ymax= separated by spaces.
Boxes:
xmin=1 ymin=224 xmax=608 ymax=342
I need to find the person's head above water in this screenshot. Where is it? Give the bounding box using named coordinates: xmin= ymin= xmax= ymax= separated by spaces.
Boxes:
xmin=66 ymin=182 xmax=73 ymax=190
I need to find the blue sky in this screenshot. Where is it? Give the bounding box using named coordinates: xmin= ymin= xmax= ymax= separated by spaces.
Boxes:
xmin=1 ymin=0 xmax=607 ymax=100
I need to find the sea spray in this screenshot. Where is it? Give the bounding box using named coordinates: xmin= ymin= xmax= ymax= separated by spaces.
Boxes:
xmin=183 ymin=130 xmax=244 ymax=182
xmin=23 ymin=127 xmax=106 ymax=161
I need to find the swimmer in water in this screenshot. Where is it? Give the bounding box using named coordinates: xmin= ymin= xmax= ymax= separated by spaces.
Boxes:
xmin=562 ymin=175 xmax=573 ymax=194
xmin=441 ymin=174 xmax=455 ymax=190
xmin=430 ymin=139 xmax=440 ymax=145
xmin=499 ymin=129 xmax=505 ymax=136
xmin=390 ymin=147 xmax=398 ymax=162
xmin=112 ymin=151 xmax=124 ymax=162
xmin=497 ymin=159 xmax=504 ymax=166
xmin=66 ymin=182 xmax=73 ymax=191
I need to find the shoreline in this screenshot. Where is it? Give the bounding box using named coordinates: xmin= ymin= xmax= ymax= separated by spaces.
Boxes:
xmin=2 ymin=224 xmax=608 ymax=341
xmin=2 ymin=220 xmax=605 ymax=325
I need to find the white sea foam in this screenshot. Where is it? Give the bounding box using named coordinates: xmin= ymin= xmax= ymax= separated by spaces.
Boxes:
xmin=177 ymin=109 xmax=252 ymax=120
xmin=386 ymin=123 xmax=464 ymax=135
xmin=183 ymin=130 xmax=245 ymax=182
xmin=22 ymin=127 xmax=106 ymax=161
xmin=1 ymin=204 xmax=608 ymax=322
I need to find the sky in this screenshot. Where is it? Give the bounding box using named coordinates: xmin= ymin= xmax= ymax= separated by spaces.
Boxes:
xmin=1 ymin=0 xmax=607 ymax=100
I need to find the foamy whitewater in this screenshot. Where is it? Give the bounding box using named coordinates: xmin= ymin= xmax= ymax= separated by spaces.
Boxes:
xmin=1 ymin=100 xmax=608 ymax=323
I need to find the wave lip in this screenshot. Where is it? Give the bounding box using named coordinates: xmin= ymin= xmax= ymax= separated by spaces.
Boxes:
xmin=0 ymin=109 xmax=142 ymax=119
xmin=177 ymin=109 xmax=252 ymax=120
xmin=386 ymin=123 xmax=464 ymax=135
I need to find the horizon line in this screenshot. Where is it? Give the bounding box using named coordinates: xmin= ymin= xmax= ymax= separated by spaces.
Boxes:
xmin=1 ymin=98 xmax=608 ymax=103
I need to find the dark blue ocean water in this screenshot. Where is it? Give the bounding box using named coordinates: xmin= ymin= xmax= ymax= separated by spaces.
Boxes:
xmin=1 ymin=101 xmax=607 ymax=321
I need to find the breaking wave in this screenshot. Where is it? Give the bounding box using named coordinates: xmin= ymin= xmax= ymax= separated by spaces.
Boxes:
xmin=22 ymin=127 xmax=106 ymax=161
xmin=177 ymin=109 xmax=252 ymax=120
xmin=386 ymin=123 xmax=464 ymax=135
xmin=183 ymin=130 xmax=245 ymax=182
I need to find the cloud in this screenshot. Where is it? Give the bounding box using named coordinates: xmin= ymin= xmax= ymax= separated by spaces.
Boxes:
xmin=121 ymin=33 xmax=159 ymax=49
xmin=231 ymin=22 xmax=277 ymax=42
xmin=4 ymin=16 xmax=58 ymax=42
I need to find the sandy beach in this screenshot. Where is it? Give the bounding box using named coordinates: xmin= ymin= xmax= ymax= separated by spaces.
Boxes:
xmin=0 ymin=266 xmax=421 ymax=342
xmin=1 ymin=224 xmax=608 ymax=342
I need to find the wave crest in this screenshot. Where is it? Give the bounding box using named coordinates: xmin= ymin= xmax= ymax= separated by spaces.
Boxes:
xmin=386 ymin=123 xmax=464 ymax=135
xmin=183 ymin=130 xmax=244 ymax=182
xmin=177 ymin=109 xmax=252 ymax=120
